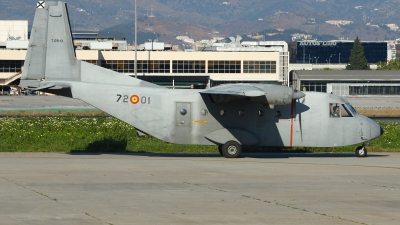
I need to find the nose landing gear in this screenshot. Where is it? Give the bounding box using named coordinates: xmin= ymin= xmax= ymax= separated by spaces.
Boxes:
xmin=355 ymin=146 xmax=367 ymax=157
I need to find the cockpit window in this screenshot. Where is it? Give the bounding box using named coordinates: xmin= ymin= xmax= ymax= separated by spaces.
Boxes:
xmin=329 ymin=103 xmax=340 ymax=118
xmin=345 ymin=103 xmax=357 ymax=115
xmin=329 ymin=103 xmax=354 ymax=118
xmin=340 ymin=104 xmax=353 ymax=117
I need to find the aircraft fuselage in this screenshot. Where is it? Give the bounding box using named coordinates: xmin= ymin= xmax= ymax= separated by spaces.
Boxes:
xmin=68 ymin=82 xmax=382 ymax=149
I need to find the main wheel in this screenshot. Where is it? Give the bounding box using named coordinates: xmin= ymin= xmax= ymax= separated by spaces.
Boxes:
xmin=355 ymin=146 xmax=367 ymax=157
xmin=221 ymin=141 xmax=242 ymax=158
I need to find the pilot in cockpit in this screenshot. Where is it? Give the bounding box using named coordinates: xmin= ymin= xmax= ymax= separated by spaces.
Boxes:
xmin=330 ymin=103 xmax=340 ymax=117
xmin=332 ymin=106 xmax=340 ymax=117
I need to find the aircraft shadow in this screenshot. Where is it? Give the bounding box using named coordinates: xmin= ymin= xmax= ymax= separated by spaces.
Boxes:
xmin=241 ymin=153 xmax=388 ymax=159
xmin=68 ymin=139 xmax=388 ymax=158
xmin=68 ymin=152 xmax=388 ymax=159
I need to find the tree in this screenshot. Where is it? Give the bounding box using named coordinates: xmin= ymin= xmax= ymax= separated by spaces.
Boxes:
xmin=346 ymin=37 xmax=370 ymax=70
xmin=377 ymin=59 xmax=400 ymax=70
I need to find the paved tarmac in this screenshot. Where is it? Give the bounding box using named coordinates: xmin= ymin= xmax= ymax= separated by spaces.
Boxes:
xmin=346 ymin=96 xmax=400 ymax=108
xmin=0 ymin=153 xmax=399 ymax=225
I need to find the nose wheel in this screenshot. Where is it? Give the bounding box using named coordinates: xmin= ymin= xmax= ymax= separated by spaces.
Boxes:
xmin=355 ymin=146 xmax=367 ymax=157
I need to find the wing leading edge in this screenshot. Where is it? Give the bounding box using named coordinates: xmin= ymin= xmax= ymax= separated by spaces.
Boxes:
xmin=200 ymin=83 xmax=305 ymax=105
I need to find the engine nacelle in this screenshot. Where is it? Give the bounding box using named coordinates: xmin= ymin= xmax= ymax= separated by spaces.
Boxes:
xmin=251 ymin=84 xmax=305 ymax=106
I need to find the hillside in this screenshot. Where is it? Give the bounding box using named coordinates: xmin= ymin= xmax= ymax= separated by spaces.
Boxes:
xmin=102 ymin=16 xmax=219 ymax=45
xmin=1 ymin=0 xmax=400 ymax=42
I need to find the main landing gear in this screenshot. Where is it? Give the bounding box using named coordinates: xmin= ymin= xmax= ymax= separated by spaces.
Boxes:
xmin=355 ymin=146 xmax=367 ymax=157
xmin=218 ymin=141 xmax=242 ymax=158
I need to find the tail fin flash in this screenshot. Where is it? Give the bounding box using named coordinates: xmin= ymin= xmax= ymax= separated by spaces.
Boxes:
xmin=22 ymin=1 xmax=79 ymax=83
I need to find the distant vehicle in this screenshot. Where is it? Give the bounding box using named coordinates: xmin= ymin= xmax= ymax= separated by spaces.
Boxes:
xmin=9 ymin=87 xmax=19 ymax=96
xmin=19 ymin=1 xmax=383 ymax=158
xmin=21 ymin=89 xmax=34 ymax=95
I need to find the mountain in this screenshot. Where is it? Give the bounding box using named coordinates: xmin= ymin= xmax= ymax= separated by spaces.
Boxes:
xmin=1 ymin=0 xmax=400 ymax=42
xmin=102 ymin=16 xmax=217 ymax=45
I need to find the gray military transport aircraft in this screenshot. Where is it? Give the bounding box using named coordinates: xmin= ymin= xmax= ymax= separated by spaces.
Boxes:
xmin=19 ymin=1 xmax=383 ymax=158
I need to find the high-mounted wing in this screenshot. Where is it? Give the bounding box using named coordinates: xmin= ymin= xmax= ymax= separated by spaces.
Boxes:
xmin=200 ymin=83 xmax=305 ymax=105
xmin=200 ymin=84 xmax=266 ymax=97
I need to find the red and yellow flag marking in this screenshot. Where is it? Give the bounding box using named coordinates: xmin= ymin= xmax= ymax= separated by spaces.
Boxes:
xmin=130 ymin=95 xmax=139 ymax=104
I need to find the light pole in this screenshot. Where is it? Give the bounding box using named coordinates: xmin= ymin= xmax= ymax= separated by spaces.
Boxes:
xmin=339 ymin=53 xmax=341 ymax=64
xmin=147 ymin=39 xmax=155 ymax=74
xmin=134 ymin=0 xmax=137 ymax=78
xmin=314 ymin=56 xmax=319 ymax=64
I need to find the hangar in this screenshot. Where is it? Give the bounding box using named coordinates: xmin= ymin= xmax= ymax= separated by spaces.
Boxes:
xmin=292 ymin=70 xmax=400 ymax=96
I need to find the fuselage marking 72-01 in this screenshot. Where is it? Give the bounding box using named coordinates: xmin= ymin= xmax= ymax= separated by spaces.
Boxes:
xmin=116 ymin=94 xmax=151 ymax=105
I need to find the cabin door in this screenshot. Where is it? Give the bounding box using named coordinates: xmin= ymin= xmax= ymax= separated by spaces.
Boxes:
xmin=174 ymin=102 xmax=192 ymax=143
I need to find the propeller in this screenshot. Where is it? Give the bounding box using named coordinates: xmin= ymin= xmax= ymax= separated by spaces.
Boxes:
xmin=292 ymin=97 xmax=306 ymax=142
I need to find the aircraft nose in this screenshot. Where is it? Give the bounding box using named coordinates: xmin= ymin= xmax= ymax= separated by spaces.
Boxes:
xmin=370 ymin=120 xmax=384 ymax=139
xmin=293 ymin=90 xmax=306 ymax=100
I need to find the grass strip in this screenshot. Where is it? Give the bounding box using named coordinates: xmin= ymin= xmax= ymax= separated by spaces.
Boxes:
xmin=0 ymin=116 xmax=398 ymax=153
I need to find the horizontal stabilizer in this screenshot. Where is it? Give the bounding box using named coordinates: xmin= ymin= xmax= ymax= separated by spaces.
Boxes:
xmin=28 ymin=83 xmax=55 ymax=90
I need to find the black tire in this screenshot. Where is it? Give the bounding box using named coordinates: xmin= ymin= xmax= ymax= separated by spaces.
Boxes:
xmin=221 ymin=141 xmax=242 ymax=158
xmin=355 ymin=146 xmax=367 ymax=157
xmin=218 ymin=145 xmax=223 ymax=156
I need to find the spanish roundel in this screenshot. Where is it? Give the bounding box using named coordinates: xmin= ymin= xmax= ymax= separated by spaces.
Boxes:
xmin=130 ymin=95 xmax=139 ymax=104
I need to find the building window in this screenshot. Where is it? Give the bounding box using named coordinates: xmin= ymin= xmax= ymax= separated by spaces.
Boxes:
xmin=0 ymin=60 xmax=24 ymax=73
xmin=243 ymin=61 xmax=276 ymax=73
xmin=208 ymin=61 xmax=240 ymax=73
xmin=138 ymin=60 xmax=170 ymax=73
xmin=349 ymin=85 xmax=400 ymax=95
xmin=172 ymin=60 xmax=205 ymax=73
xmin=100 ymin=60 xmax=170 ymax=73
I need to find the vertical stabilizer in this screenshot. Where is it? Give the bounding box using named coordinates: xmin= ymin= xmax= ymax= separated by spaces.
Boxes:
xmin=21 ymin=1 xmax=80 ymax=82
xmin=21 ymin=1 xmax=161 ymax=92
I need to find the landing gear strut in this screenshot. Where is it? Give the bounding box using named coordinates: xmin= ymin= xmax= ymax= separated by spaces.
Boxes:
xmin=355 ymin=146 xmax=367 ymax=157
xmin=220 ymin=141 xmax=242 ymax=158
xmin=218 ymin=145 xmax=223 ymax=156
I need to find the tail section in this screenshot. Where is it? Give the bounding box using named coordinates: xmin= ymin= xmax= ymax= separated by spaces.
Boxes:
xmin=21 ymin=1 xmax=79 ymax=83
xmin=20 ymin=1 xmax=160 ymax=95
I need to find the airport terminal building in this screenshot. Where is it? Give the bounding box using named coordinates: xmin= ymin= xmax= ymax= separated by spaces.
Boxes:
xmin=0 ymin=37 xmax=290 ymax=89
xmin=0 ymin=49 xmax=288 ymax=88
